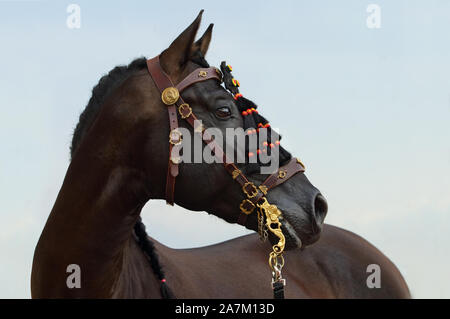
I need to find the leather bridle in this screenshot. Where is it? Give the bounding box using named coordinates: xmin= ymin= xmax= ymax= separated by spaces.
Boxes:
xmin=146 ymin=55 xmax=306 ymax=298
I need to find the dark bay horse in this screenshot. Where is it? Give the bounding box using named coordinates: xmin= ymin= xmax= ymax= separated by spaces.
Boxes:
xmin=31 ymin=12 xmax=410 ymax=298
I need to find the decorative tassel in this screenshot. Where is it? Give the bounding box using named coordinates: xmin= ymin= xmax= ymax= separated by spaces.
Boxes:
xmin=160 ymin=280 xmax=175 ymax=299
xmin=219 ymin=61 xmax=292 ymax=171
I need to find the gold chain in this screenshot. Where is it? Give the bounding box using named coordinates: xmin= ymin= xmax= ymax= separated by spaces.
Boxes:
xmin=256 ymin=197 xmax=286 ymax=285
xmin=257 ymin=209 xmax=268 ymax=242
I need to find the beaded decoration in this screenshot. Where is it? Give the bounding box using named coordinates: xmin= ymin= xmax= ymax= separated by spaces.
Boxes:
xmin=219 ymin=62 xmax=292 ymax=172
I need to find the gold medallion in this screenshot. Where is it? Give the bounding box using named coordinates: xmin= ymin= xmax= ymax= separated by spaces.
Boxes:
xmin=178 ymin=103 xmax=192 ymax=119
xmin=169 ymin=129 xmax=183 ymax=145
xmin=161 ymin=87 xmax=179 ymax=105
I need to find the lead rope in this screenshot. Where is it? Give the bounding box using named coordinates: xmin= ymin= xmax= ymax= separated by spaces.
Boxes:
xmin=220 ymin=63 xmax=287 ymax=299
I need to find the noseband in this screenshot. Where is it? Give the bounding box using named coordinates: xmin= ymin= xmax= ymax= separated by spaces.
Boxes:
xmin=146 ymin=55 xmax=305 ymax=299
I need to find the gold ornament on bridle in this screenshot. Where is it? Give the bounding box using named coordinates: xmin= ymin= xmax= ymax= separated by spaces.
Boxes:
xmin=256 ymin=197 xmax=286 ymax=286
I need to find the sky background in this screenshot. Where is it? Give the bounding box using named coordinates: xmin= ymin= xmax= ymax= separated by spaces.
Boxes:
xmin=0 ymin=0 xmax=449 ymax=298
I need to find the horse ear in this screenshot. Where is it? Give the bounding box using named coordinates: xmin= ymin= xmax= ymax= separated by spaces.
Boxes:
xmin=160 ymin=10 xmax=203 ymax=76
xmin=193 ymin=23 xmax=213 ymax=56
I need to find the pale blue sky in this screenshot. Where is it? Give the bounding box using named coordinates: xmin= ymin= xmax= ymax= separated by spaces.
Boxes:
xmin=0 ymin=0 xmax=449 ymax=298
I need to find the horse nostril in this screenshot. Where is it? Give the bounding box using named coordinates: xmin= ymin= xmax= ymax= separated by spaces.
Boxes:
xmin=313 ymin=193 xmax=328 ymax=225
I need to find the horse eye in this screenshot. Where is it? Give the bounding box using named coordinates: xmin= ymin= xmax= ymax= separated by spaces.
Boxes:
xmin=215 ymin=107 xmax=231 ymax=119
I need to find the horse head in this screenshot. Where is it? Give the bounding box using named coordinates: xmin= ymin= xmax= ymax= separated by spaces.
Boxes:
xmin=71 ymin=11 xmax=327 ymax=250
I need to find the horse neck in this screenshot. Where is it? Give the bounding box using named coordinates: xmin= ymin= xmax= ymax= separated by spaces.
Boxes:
xmin=33 ymin=112 xmax=152 ymax=297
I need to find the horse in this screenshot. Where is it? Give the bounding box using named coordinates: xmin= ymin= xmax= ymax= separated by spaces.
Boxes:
xmin=31 ymin=11 xmax=410 ymax=299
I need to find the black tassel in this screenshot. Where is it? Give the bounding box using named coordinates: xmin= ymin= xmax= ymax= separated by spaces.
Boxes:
xmin=160 ymin=281 xmax=175 ymax=299
xmin=220 ymin=61 xmax=292 ymax=170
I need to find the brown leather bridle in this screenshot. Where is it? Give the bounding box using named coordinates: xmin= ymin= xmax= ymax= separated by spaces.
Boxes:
xmin=146 ymin=55 xmax=306 ymax=298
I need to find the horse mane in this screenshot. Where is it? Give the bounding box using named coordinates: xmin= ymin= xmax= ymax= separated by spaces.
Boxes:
xmin=70 ymin=57 xmax=148 ymax=158
xmin=70 ymin=53 xmax=209 ymax=158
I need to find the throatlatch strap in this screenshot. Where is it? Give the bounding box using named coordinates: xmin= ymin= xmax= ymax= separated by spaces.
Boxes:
xmin=146 ymin=56 xmax=223 ymax=205
xmin=273 ymin=281 xmax=285 ymax=299
xmin=146 ymin=56 xmax=179 ymax=205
